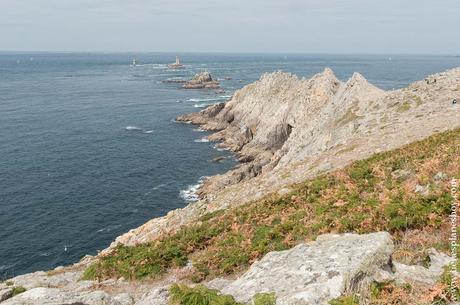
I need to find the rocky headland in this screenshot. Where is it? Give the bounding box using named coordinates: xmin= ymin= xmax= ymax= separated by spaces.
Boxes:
xmin=118 ymin=67 xmax=460 ymax=247
xmin=1 ymin=67 xmax=460 ymax=305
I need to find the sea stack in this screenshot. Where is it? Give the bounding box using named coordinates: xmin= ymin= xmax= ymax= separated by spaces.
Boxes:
xmin=183 ymin=71 xmax=220 ymax=89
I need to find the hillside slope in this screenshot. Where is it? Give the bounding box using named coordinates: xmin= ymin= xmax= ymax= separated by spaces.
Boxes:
xmin=3 ymin=127 xmax=457 ymax=304
xmin=87 ymin=127 xmax=460 ymax=304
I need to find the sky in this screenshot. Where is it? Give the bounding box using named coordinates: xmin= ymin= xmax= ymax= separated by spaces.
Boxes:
xmin=0 ymin=0 xmax=458 ymax=54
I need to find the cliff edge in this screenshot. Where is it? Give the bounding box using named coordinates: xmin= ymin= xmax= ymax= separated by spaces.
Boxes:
xmin=112 ymin=67 xmax=460 ymax=247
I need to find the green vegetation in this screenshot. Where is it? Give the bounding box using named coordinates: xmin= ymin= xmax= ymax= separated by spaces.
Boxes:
xmin=83 ymin=223 xmax=225 ymax=280
xmin=253 ymin=292 xmax=276 ymax=305
xmin=397 ymin=100 xmax=411 ymax=112
xmin=84 ymin=129 xmax=460 ymax=281
xmin=168 ymin=285 xmax=276 ymax=305
xmin=414 ymin=95 xmax=423 ymax=106
xmin=329 ymin=295 xmax=359 ymax=305
xmin=336 ymin=108 xmax=362 ymax=126
xmin=169 ymin=284 xmax=244 ymax=305
xmin=11 ymin=286 xmax=26 ymax=296
xmin=5 ymin=280 xmax=14 ymax=286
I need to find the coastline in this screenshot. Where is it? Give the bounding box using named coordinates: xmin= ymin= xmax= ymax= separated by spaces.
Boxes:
xmin=106 ymin=66 xmax=460 ymax=252
xmin=1 ymin=65 xmax=460 ymax=304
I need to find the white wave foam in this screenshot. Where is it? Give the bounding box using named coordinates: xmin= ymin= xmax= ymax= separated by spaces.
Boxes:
xmin=143 ymin=130 xmax=154 ymax=134
xmin=212 ymin=144 xmax=228 ymax=151
xmin=193 ymin=128 xmax=206 ymax=132
xmin=187 ymin=96 xmax=231 ymax=103
xmin=152 ymin=183 xmax=167 ymax=190
xmin=194 ymin=138 xmax=210 ymax=143
xmin=125 ymin=126 xmax=142 ymax=131
xmin=188 ymin=97 xmax=219 ymax=103
xmin=97 ymin=224 xmax=121 ymax=233
xmin=179 ymin=177 xmax=207 ymax=202
xmin=151 ymin=64 xmax=166 ymax=69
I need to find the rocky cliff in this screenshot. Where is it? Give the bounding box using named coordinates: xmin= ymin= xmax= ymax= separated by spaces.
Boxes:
xmin=113 ymin=67 xmax=460 ymax=248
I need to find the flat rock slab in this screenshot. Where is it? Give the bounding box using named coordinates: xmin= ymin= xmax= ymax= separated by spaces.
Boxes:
xmin=221 ymin=232 xmax=393 ymax=305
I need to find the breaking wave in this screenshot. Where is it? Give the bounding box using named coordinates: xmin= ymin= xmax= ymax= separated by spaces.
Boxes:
xmin=212 ymin=143 xmax=228 ymax=151
xmin=179 ymin=177 xmax=207 ymax=202
xmin=187 ymin=95 xmax=232 ymax=103
xmin=125 ymin=126 xmax=142 ymax=131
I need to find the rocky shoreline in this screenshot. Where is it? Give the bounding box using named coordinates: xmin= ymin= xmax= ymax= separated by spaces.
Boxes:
xmin=1 ymin=67 xmax=460 ymax=304
xmin=105 ymin=67 xmax=460 ymax=250
xmin=175 ymin=68 xmax=460 ymax=206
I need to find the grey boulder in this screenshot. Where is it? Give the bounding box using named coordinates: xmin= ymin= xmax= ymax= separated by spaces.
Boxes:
xmin=220 ymin=232 xmax=393 ymax=305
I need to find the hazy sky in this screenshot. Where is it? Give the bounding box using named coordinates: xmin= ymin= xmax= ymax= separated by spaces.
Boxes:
xmin=0 ymin=0 xmax=458 ymax=54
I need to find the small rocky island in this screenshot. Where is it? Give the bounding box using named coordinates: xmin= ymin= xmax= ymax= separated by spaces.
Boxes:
xmin=183 ymin=71 xmax=220 ymax=89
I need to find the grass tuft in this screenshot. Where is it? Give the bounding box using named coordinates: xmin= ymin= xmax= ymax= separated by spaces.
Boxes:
xmin=169 ymin=284 xmax=244 ymax=305
xmin=253 ymin=292 xmax=276 ymax=305
xmin=11 ymin=286 xmax=26 ymax=296
xmin=397 ymin=101 xmax=411 ymax=112
xmin=329 ymin=294 xmax=359 ymax=305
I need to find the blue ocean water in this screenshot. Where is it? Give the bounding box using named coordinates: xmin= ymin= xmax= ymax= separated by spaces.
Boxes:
xmin=1 ymin=53 xmax=459 ymax=278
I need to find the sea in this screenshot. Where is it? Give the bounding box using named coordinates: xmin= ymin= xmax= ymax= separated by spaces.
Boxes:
xmin=1 ymin=53 xmax=459 ymax=278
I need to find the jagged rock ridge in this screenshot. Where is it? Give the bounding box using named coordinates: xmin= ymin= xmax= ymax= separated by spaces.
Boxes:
xmin=111 ymin=67 xmax=459 ymax=248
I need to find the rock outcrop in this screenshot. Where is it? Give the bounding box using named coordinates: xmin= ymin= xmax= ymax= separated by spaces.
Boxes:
xmin=177 ymin=68 xmax=459 ymax=203
xmin=112 ymin=67 xmax=460 ymax=248
xmin=213 ymin=232 xmax=394 ymax=305
xmin=0 ymin=232 xmax=454 ymax=304
xmin=183 ymin=71 xmax=220 ymax=89
xmin=393 ymin=248 xmax=453 ymax=285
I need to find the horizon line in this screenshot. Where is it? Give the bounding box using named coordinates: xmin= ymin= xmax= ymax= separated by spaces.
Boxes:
xmin=0 ymin=50 xmax=459 ymax=57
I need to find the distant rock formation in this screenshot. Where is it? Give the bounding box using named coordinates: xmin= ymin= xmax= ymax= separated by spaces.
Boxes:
xmin=183 ymin=71 xmax=220 ymax=89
